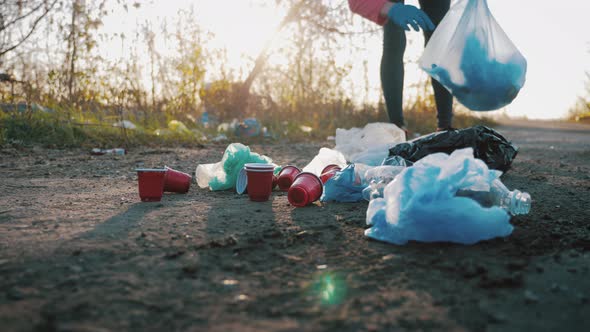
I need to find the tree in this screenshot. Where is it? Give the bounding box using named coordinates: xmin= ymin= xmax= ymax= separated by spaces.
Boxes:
xmin=0 ymin=0 xmax=58 ymax=59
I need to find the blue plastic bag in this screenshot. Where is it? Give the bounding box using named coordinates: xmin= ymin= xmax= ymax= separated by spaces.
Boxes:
xmin=320 ymin=164 xmax=366 ymax=203
xmin=365 ymin=148 xmax=513 ymax=245
xmin=420 ymin=0 xmax=527 ymax=111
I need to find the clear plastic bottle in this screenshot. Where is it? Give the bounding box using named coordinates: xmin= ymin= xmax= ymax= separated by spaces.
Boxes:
xmin=456 ymin=179 xmax=531 ymax=215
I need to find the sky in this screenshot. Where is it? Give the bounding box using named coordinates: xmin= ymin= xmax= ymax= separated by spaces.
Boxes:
xmin=99 ymin=0 xmax=590 ymax=120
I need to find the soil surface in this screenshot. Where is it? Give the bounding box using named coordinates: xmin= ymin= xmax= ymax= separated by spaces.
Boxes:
xmin=1 ymin=121 xmax=590 ymax=332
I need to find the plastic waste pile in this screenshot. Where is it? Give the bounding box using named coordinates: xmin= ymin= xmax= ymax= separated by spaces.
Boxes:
xmin=320 ymin=164 xmax=403 ymax=203
xmin=335 ymin=122 xmax=406 ymax=166
xmin=320 ymin=164 xmax=368 ymax=203
xmin=191 ymin=123 xmax=531 ymax=246
xmin=385 ymin=126 xmax=518 ymax=172
xmin=365 ymin=148 xmax=526 ymax=245
xmin=196 ymin=143 xmax=274 ymax=191
xmin=235 ymin=118 xmax=261 ymax=137
xmin=420 ymin=0 xmax=527 ymax=111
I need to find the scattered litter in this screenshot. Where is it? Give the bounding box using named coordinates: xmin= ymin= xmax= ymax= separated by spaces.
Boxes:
xmin=136 ymin=168 xmax=167 ymax=202
xmin=168 ymin=120 xmax=191 ymax=135
xmin=457 ymin=178 xmax=531 ymax=215
xmin=217 ymin=119 xmax=239 ymax=133
xmin=195 ymin=143 xmax=273 ymax=191
xmin=362 ymin=166 xmax=405 ymax=201
xmin=366 ymin=148 xmax=514 ymax=245
xmin=319 ymin=164 xmax=342 ymax=184
xmin=235 ymin=118 xmax=261 ymax=137
xmin=163 ymin=166 xmax=192 ymax=194
xmin=91 ymin=148 xmax=126 ymax=156
xmin=277 ymin=166 xmax=302 ymax=191
xmin=222 ymin=279 xmax=239 ymax=286
xmin=321 ymin=164 xmax=367 ymax=203
xmin=302 ymin=148 xmax=346 ymax=176
xmin=386 ymin=126 xmax=518 ymax=172
xmin=288 ymin=172 xmax=323 ymax=207
xmin=244 ymin=163 xmax=275 ymax=202
xmin=235 ymin=294 xmax=249 ymax=301
xmin=335 ymin=122 xmax=406 ymax=166
xmin=421 ymin=0 xmax=527 ymax=111
xmin=112 ymin=120 xmax=136 ymax=129
xmin=212 ymin=134 xmax=228 ymax=142
xmin=299 ymin=125 xmax=313 ymax=133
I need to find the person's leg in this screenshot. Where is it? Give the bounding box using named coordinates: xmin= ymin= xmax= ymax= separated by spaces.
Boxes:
xmin=381 ymin=11 xmax=407 ymax=128
xmin=419 ymin=0 xmax=453 ymax=129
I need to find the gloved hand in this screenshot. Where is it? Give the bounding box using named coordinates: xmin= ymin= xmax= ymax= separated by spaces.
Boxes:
xmin=387 ymin=3 xmax=435 ymax=32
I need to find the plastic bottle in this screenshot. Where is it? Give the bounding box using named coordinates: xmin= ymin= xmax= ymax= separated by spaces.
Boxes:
xmin=456 ymin=179 xmax=531 ymax=215
xmin=91 ymin=148 xmax=126 ymax=156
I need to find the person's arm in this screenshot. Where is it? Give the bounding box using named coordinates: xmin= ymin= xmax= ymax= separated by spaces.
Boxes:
xmin=348 ymin=0 xmax=392 ymax=26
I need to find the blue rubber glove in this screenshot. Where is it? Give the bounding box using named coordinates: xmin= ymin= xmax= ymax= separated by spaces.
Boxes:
xmin=387 ymin=3 xmax=435 ymax=32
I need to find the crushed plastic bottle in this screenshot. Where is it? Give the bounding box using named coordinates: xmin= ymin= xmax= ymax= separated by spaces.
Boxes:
xmin=456 ymin=179 xmax=531 ymax=215
xmin=362 ymin=166 xmax=405 ymax=201
xmin=366 ymin=148 xmax=514 ymax=245
xmin=321 ymin=164 xmax=401 ymax=203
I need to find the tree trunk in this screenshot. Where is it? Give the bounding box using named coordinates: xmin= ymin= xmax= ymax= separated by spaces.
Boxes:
xmin=237 ymin=0 xmax=307 ymax=111
xmin=67 ymin=0 xmax=78 ymax=103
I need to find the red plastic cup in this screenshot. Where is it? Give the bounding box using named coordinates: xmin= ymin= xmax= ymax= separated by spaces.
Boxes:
xmin=319 ymin=164 xmax=342 ymax=184
xmin=288 ymin=172 xmax=323 ymax=207
xmin=136 ymin=169 xmax=166 ymax=202
xmin=277 ymin=165 xmax=301 ymax=191
xmin=245 ymin=168 xmax=274 ymax=202
xmin=163 ymin=166 xmax=192 ymax=193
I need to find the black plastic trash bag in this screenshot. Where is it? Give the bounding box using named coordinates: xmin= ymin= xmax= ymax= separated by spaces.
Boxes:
xmin=385 ymin=126 xmax=518 ymax=172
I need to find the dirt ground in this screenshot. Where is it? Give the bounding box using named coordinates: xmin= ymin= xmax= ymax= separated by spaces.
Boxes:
xmin=1 ymin=121 xmax=589 ymax=332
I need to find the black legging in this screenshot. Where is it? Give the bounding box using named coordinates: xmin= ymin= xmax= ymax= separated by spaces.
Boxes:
xmin=381 ymin=0 xmax=453 ymax=129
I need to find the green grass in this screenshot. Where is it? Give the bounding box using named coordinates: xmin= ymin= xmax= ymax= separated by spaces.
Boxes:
xmin=0 ymin=103 xmax=496 ymax=148
xmin=0 ymin=111 xmax=205 ymax=148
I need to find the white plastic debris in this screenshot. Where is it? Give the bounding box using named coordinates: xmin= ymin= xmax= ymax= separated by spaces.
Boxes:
xmin=302 ymin=148 xmax=347 ymax=177
xmin=113 ymin=120 xmax=136 ymax=130
xmin=334 ymin=122 xmax=405 ymax=166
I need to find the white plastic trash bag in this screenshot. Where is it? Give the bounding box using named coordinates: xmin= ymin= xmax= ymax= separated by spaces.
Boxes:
xmin=420 ymin=0 xmax=527 ymax=111
xmin=335 ymin=123 xmax=406 ymax=166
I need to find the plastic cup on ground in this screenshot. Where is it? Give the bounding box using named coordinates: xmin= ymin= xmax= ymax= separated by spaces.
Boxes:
xmin=244 ymin=163 xmax=275 ymax=170
xmin=163 ymin=166 xmax=192 ymax=193
xmin=277 ymin=165 xmax=302 ymax=191
xmin=136 ymin=169 xmax=166 ymax=202
xmin=320 ymin=164 xmax=342 ymax=184
xmin=236 ymin=167 xmax=248 ymax=195
xmin=245 ymin=167 xmax=274 ymax=202
xmin=288 ymin=172 xmax=323 ymax=207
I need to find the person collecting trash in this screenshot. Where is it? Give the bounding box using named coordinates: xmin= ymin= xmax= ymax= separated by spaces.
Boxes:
xmin=348 ymin=0 xmax=454 ymax=133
